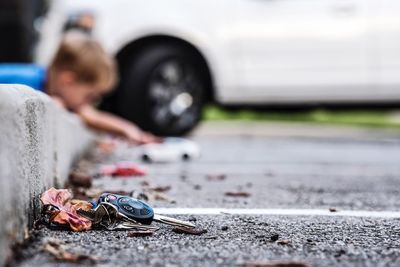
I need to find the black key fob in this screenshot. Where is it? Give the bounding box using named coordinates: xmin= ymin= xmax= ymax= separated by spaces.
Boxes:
xmin=98 ymin=193 xmax=154 ymax=225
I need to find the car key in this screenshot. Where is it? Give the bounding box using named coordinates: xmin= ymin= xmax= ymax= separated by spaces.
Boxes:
xmin=97 ymin=193 xmax=196 ymax=228
xmin=77 ymin=202 xmax=158 ymax=231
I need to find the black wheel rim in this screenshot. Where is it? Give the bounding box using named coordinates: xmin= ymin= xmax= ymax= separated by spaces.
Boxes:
xmin=147 ymin=58 xmax=203 ymax=134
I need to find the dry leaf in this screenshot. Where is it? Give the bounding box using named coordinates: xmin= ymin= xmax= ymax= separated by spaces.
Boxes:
xmin=239 ymin=261 xmax=308 ymax=267
xmin=127 ymin=230 xmax=155 ymax=237
xmin=172 ymin=226 xmax=207 ymax=235
xmin=149 ymin=186 xmax=171 ymax=192
xmin=40 ymin=188 xmax=92 ymax=231
xmin=225 ymin=192 xmax=251 ymax=197
xmin=70 ymin=199 xmax=93 ymax=211
xmin=206 ymin=174 xmax=227 ymax=181
xmin=69 ymin=172 xmax=92 ymax=188
xmin=43 ymin=240 xmax=97 ymax=264
xmin=277 ymin=240 xmax=290 ymax=245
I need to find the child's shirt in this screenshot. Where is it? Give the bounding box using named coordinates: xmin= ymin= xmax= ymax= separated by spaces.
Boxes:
xmin=0 ymin=64 xmax=46 ymax=92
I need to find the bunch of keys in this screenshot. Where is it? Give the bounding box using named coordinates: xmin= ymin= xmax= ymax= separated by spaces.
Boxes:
xmin=77 ymin=193 xmax=195 ymax=231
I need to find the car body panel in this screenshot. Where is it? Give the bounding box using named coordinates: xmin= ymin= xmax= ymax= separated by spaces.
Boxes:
xmin=36 ymin=0 xmax=400 ymax=105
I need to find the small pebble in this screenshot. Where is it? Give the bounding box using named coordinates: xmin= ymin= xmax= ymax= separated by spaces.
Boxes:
xmin=270 ymin=233 xmax=279 ymax=242
xmin=188 ymin=216 xmax=197 ymax=222
xmin=194 ymin=185 xmax=202 ymax=190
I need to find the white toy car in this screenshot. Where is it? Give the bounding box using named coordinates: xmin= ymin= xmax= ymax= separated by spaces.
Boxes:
xmin=139 ymin=138 xmax=200 ymax=163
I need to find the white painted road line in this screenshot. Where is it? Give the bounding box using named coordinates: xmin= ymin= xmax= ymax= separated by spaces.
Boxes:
xmin=154 ymin=208 xmax=400 ymax=218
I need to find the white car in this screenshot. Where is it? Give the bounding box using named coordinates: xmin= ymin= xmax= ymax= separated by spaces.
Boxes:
xmin=37 ymin=0 xmax=400 ymax=135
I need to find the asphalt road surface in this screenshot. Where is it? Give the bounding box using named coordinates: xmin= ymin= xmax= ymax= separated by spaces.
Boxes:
xmin=12 ymin=122 xmax=400 ymax=267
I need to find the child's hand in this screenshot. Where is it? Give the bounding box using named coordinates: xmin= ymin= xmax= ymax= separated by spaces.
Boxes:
xmin=123 ymin=125 xmax=161 ymax=144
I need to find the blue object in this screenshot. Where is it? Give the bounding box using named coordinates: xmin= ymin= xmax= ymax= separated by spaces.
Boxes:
xmin=0 ymin=64 xmax=46 ymax=92
xmin=98 ymin=193 xmax=155 ymax=225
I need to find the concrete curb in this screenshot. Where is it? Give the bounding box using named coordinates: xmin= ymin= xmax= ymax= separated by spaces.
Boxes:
xmin=0 ymin=85 xmax=94 ymax=264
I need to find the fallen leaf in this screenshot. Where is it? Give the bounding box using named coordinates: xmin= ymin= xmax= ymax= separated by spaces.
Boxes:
xmin=225 ymin=192 xmax=251 ymax=198
xmin=206 ymin=174 xmax=227 ymax=181
xmin=149 ymin=186 xmax=171 ymax=192
xmin=43 ymin=240 xmax=97 ymax=264
xmin=69 ymin=172 xmax=92 ymax=188
xmin=70 ymin=199 xmax=93 ymax=211
xmin=40 ymin=188 xmax=92 ymax=231
xmin=127 ymin=230 xmax=155 ymax=237
xmin=141 ymin=181 xmax=150 ymax=187
xmin=172 ymin=226 xmax=207 ymax=235
xmin=277 ymin=240 xmax=290 ymax=245
xmin=239 ymin=261 xmax=309 ymax=267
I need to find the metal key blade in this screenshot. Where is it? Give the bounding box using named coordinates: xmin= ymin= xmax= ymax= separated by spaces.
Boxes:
xmin=153 ymin=214 xmax=196 ymax=228
xmin=77 ymin=204 xmax=109 ymax=224
xmin=108 ymin=221 xmax=159 ymax=231
xmin=77 ymin=209 xmax=96 ymax=221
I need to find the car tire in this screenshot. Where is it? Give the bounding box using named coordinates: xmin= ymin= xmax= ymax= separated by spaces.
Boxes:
xmin=111 ymin=44 xmax=206 ymax=136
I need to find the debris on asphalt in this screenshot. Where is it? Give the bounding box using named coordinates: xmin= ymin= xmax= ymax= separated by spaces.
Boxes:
xmin=188 ymin=216 xmax=197 ymax=222
xmin=206 ymin=174 xmax=227 ymax=181
xmin=270 ymin=233 xmax=280 ymax=242
xmin=194 ymin=184 xmax=202 ymax=190
xmin=142 ymin=186 xmax=175 ymax=203
xmin=277 ymin=240 xmax=291 ymax=245
xmin=40 ymin=188 xmax=92 ymax=231
xmin=68 ymin=172 xmax=92 ymax=188
xmin=334 ymin=249 xmax=346 ymax=257
xmin=147 ymin=185 xmax=171 ymax=192
xmin=43 ymin=239 xmax=97 ymax=264
xmin=96 ymin=138 xmax=117 ymax=155
xmin=203 ymin=236 xmax=218 ymax=240
xmin=221 ymin=225 xmax=229 ymax=231
xmin=329 ymin=208 xmax=338 ymax=212
xmin=100 ymin=162 xmax=147 ymax=177
xmin=225 ymin=191 xmax=251 ymax=197
xmin=127 ymin=230 xmax=155 ymax=237
xmin=172 ymin=226 xmax=207 ymax=235
xmin=238 ymin=261 xmax=309 ymax=267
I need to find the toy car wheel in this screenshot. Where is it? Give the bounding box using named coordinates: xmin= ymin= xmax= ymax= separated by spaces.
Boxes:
xmin=110 ymin=44 xmax=206 ymax=136
xmin=182 ymin=153 xmax=190 ymax=161
xmin=141 ymin=154 xmax=151 ymax=162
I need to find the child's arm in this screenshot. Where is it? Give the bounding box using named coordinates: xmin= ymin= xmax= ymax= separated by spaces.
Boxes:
xmin=77 ymin=104 xmax=159 ymax=144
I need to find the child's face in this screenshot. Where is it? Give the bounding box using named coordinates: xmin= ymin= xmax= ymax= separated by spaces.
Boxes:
xmin=60 ymin=82 xmax=101 ymax=111
xmin=51 ymin=71 xmax=105 ymax=111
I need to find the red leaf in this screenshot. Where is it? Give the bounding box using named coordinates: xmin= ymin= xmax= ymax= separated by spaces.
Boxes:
xmin=40 ymin=188 xmax=92 ymax=232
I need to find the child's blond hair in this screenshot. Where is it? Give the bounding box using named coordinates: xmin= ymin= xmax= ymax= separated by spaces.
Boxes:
xmin=49 ymin=32 xmax=117 ymax=91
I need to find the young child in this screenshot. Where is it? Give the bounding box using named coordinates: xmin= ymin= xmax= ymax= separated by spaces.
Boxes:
xmin=0 ymin=32 xmax=157 ymax=144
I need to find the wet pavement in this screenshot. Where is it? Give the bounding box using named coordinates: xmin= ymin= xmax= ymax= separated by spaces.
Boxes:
xmin=12 ymin=122 xmax=400 ymax=267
